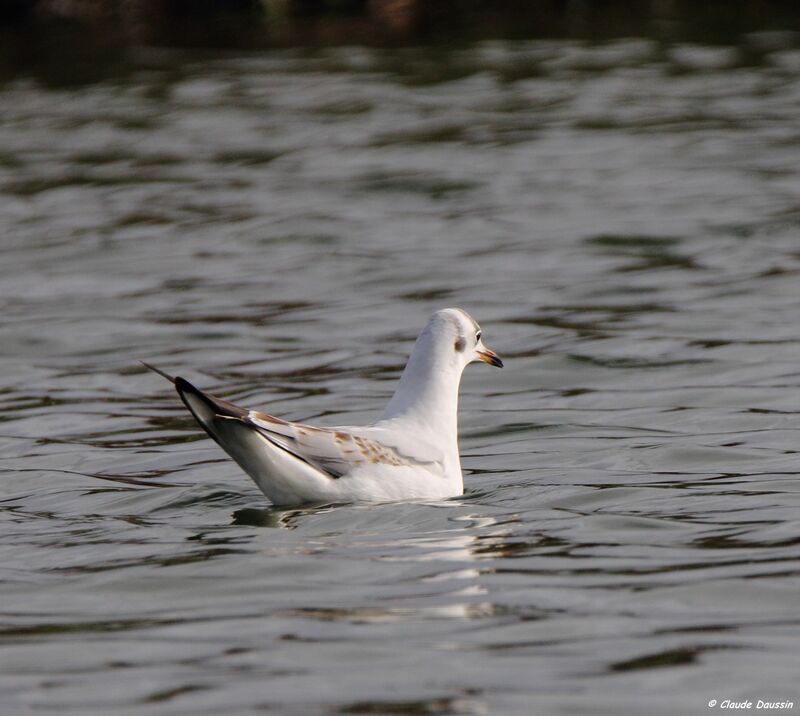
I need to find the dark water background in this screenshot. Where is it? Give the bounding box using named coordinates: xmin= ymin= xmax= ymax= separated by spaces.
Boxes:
xmin=2 ymin=35 xmax=800 ymax=714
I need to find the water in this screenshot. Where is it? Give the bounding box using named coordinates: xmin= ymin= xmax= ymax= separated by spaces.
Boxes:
xmin=2 ymin=38 xmax=800 ymax=714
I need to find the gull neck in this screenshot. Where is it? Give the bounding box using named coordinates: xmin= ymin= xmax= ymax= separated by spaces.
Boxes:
xmin=377 ymin=333 xmax=463 ymax=438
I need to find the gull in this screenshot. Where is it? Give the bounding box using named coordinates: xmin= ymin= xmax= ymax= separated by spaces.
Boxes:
xmin=143 ymin=308 xmax=502 ymax=506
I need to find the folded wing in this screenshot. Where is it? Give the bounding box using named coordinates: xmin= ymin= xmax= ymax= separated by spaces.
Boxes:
xmin=167 ymin=373 xmax=444 ymax=482
xmin=246 ymin=411 xmax=444 ymax=479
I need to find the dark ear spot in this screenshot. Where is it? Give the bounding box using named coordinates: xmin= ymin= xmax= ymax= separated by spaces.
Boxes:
xmin=454 ymin=337 xmax=466 ymax=352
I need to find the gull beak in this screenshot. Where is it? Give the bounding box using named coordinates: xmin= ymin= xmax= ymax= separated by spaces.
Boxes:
xmin=477 ymin=347 xmax=504 ymax=368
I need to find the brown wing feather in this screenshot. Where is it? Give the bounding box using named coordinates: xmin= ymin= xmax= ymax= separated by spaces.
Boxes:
xmin=247 ymin=412 xmax=421 ymax=479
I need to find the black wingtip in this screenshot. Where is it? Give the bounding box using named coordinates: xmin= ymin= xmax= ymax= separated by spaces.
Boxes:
xmin=140 ymin=360 xmax=176 ymax=385
xmin=174 ymin=376 xmax=249 ymax=421
xmin=174 ymin=376 xmax=209 ymax=414
xmin=174 ymin=376 xmax=193 ymax=392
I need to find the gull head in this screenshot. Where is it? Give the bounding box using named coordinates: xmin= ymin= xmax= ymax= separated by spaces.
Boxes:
xmin=380 ymin=307 xmax=502 ymax=423
xmin=421 ymin=308 xmax=503 ymax=372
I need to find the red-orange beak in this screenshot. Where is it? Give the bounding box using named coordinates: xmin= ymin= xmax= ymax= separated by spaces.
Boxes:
xmin=477 ymin=347 xmax=503 ymax=368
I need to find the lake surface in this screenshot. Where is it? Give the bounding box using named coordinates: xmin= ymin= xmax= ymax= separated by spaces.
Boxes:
xmin=1 ymin=37 xmax=800 ymax=715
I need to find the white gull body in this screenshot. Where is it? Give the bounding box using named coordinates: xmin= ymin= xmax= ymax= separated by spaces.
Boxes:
xmin=145 ymin=308 xmax=502 ymax=506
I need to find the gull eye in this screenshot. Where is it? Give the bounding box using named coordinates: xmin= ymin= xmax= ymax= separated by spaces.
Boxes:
xmin=476 ymin=330 xmax=482 ymax=342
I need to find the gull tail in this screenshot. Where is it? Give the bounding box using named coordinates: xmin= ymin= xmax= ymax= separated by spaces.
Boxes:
xmin=143 ymin=367 xmax=331 ymax=505
xmin=171 ymin=377 xmax=321 ymax=505
xmin=171 ymin=377 xmax=276 ymax=483
xmin=141 ymin=361 xmax=247 ymax=447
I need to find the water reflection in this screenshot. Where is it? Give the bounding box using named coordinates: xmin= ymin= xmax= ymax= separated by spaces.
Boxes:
xmin=231 ymin=504 xmax=337 ymax=529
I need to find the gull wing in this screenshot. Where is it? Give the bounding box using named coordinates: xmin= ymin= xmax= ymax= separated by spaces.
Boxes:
xmin=144 ymin=364 xmax=445 ymax=481
xmin=246 ymin=412 xmax=445 ymax=479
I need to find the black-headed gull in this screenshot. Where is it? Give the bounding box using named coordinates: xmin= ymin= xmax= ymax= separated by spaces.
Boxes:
xmin=143 ymin=308 xmax=502 ymax=506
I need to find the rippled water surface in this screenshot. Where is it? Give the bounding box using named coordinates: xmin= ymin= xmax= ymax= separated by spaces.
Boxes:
xmin=2 ymin=38 xmax=800 ymax=714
